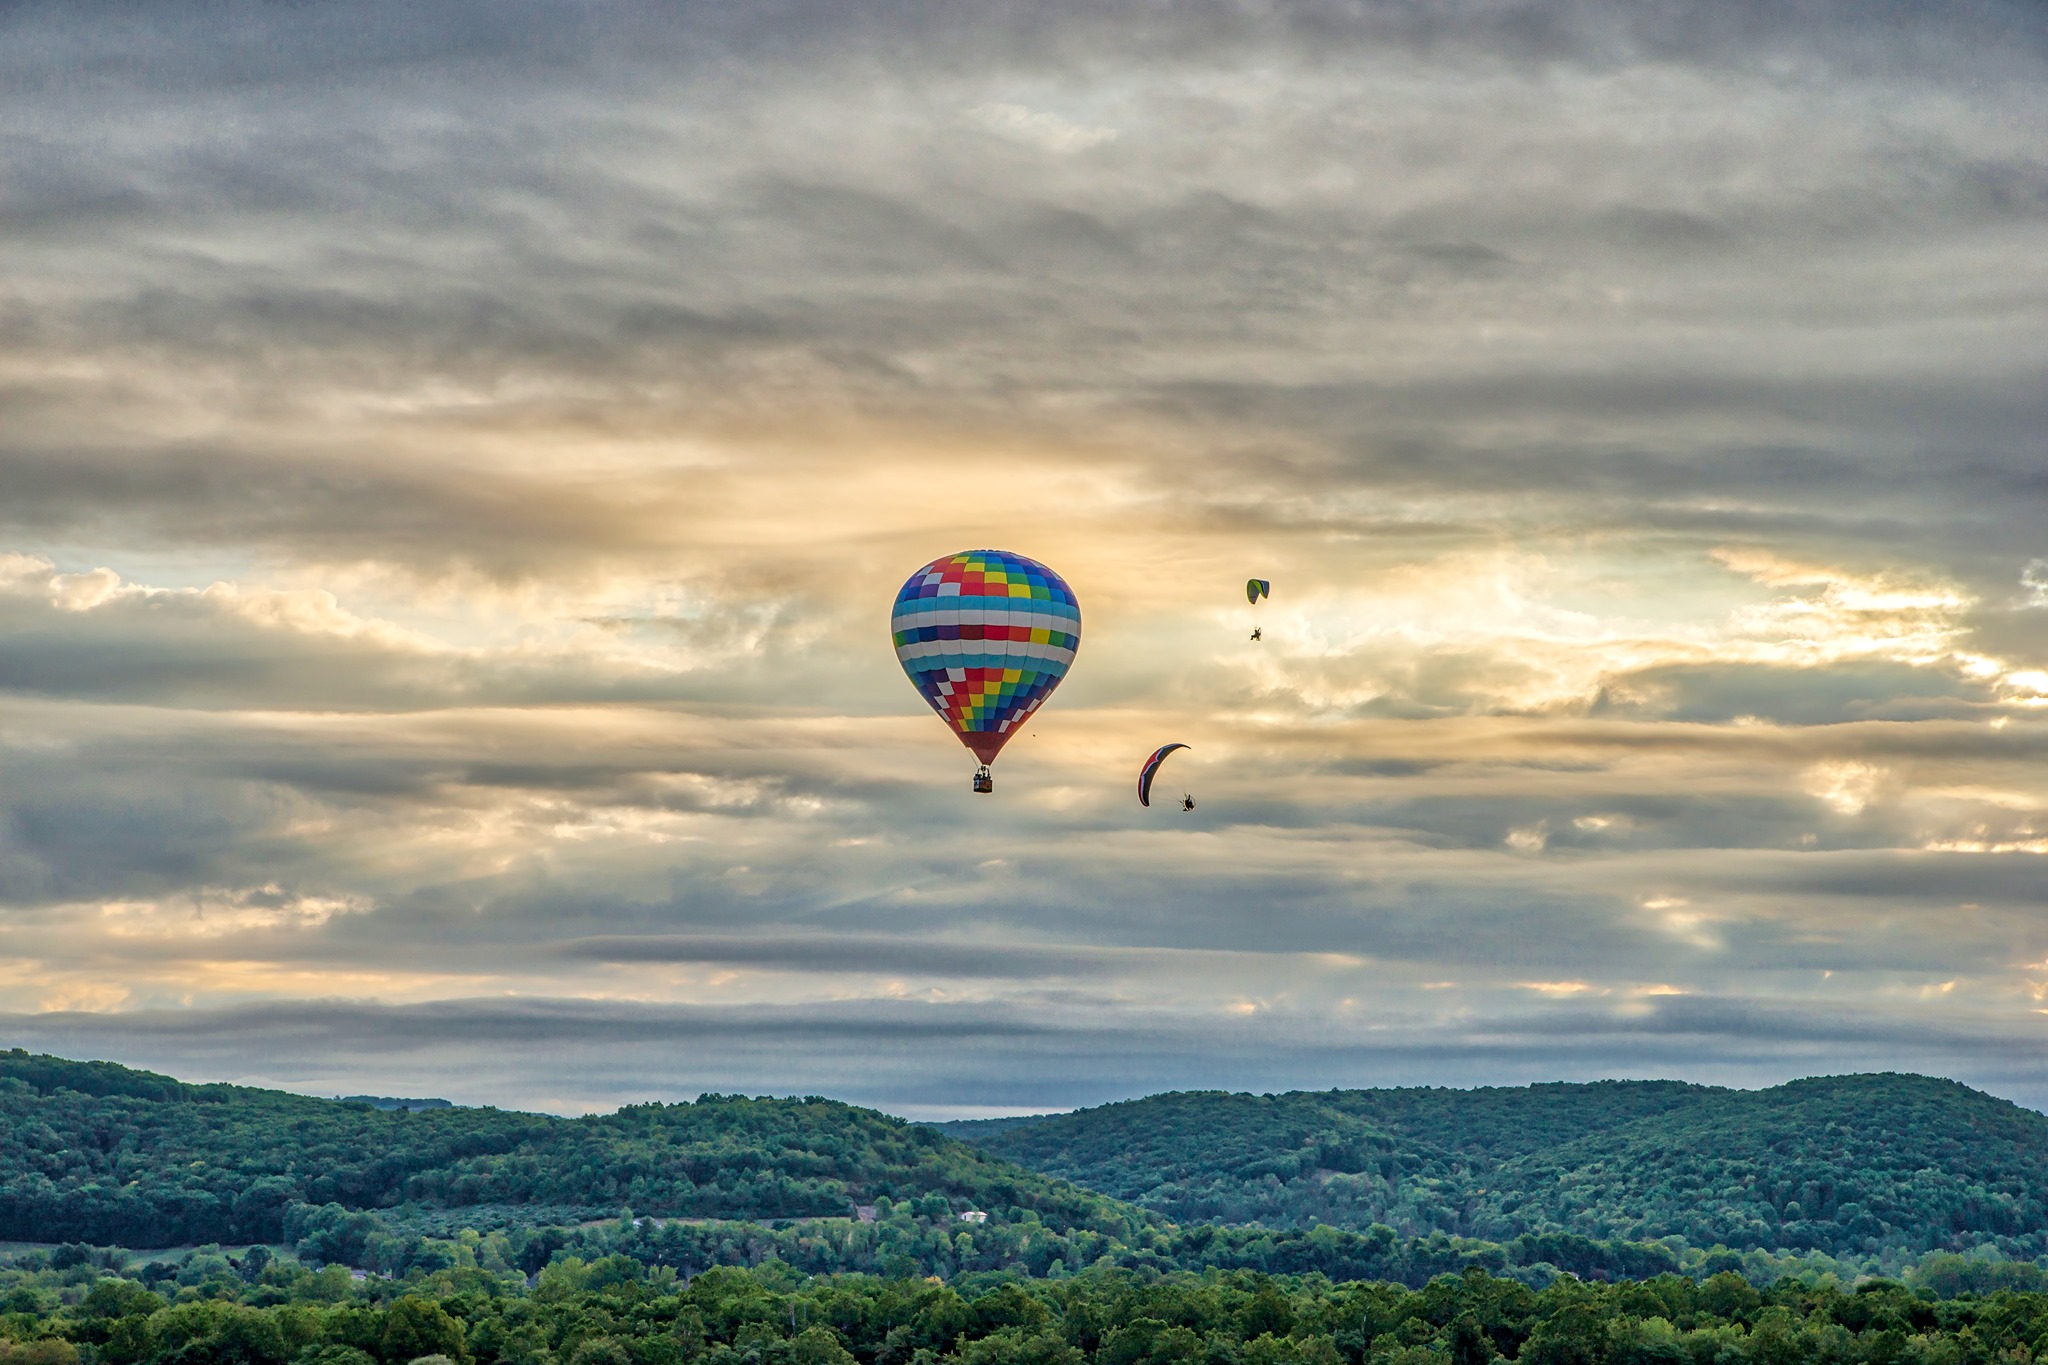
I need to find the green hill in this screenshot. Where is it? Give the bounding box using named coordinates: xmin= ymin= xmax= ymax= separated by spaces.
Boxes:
xmin=0 ymin=1049 xmax=1147 ymax=1249
xmin=944 ymin=1074 xmax=2048 ymax=1263
xmin=1467 ymin=1074 xmax=2048 ymax=1254
xmin=16 ymin=1050 xmax=2048 ymax=1284
xmin=1328 ymin=1078 xmax=1715 ymax=1158
xmin=0 ymin=1051 xmax=1693 ymax=1285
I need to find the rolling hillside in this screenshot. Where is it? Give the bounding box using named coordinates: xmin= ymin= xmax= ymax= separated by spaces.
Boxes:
xmin=1468 ymin=1074 xmax=2048 ymax=1253
xmin=945 ymin=1073 xmax=2048 ymax=1262
xmin=13 ymin=1049 xmax=2048 ymax=1280
xmin=0 ymin=1050 xmax=1147 ymax=1247
xmin=0 ymin=1051 xmax=1690 ymax=1284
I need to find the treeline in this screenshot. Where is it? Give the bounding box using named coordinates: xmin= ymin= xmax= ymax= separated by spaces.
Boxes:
xmin=0 ymin=1239 xmax=2043 ymax=1365
xmin=954 ymin=1075 xmax=2048 ymax=1266
xmin=0 ymin=1053 xmax=1135 ymax=1248
xmin=284 ymin=1201 xmax=1705 ymax=1289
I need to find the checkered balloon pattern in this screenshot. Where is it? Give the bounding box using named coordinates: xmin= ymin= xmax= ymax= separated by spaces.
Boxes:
xmin=891 ymin=550 xmax=1081 ymax=765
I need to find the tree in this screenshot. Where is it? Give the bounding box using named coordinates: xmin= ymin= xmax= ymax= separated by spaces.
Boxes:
xmin=294 ymin=1348 xmax=376 ymax=1365
xmin=1449 ymin=1313 xmax=1499 ymax=1365
xmin=1520 ymin=1305 xmax=1607 ymax=1365
xmin=8 ymin=1343 xmax=80 ymax=1365
xmin=380 ymin=1297 xmax=469 ymax=1365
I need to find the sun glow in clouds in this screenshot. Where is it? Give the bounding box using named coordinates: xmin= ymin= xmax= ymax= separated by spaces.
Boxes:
xmin=0 ymin=0 xmax=2046 ymax=1110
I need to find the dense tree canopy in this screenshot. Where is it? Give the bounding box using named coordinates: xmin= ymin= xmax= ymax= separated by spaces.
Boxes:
xmin=9 ymin=1053 xmax=2048 ymax=1295
xmin=950 ymin=1077 xmax=2048 ymax=1265
xmin=0 ymin=1238 xmax=2041 ymax=1365
xmin=0 ymin=1053 xmax=1137 ymax=1249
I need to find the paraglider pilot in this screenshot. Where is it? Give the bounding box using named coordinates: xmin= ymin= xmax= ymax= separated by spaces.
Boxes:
xmin=1181 ymin=794 xmax=1196 ymax=812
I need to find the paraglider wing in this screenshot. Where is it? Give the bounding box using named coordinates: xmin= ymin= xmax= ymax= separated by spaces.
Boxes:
xmin=891 ymin=550 xmax=1082 ymax=767
xmin=1246 ymin=578 xmax=1271 ymax=604
xmin=1138 ymin=743 xmax=1190 ymax=808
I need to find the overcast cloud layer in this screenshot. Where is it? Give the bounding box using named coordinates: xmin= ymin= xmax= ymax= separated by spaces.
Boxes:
xmin=3 ymin=0 xmax=2047 ymax=1117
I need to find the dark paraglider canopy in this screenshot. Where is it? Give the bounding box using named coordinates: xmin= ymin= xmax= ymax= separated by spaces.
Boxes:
xmin=1138 ymin=743 xmax=1190 ymax=807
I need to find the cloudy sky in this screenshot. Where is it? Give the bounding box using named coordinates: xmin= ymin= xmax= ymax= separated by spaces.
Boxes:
xmin=3 ymin=0 xmax=2047 ymax=1118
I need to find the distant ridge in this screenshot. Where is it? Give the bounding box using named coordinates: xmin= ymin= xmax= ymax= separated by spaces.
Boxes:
xmin=942 ymin=1073 xmax=2048 ymax=1264
xmin=336 ymin=1094 xmax=454 ymax=1111
xmin=932 ymin=1113 xmax=1057 ymax=1138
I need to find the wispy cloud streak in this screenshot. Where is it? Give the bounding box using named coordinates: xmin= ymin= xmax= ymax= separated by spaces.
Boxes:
xmin=2 ymin=0 xmax=2046 ymax=1111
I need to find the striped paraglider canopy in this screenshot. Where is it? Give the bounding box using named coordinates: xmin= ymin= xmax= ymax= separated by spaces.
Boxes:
xmin=1137 ymin=743 xmax=1190 ymax=808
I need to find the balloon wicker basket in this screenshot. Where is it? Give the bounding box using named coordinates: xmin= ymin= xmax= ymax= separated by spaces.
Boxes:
xmin=972 ymin=766 xmax=994 ymax=794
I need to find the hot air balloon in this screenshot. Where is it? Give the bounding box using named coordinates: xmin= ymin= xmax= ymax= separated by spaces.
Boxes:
xmin=1138 ymin=743 xmax=1189 ymax=808
xmin=891 ymin=550 xmax=1081 ymax=793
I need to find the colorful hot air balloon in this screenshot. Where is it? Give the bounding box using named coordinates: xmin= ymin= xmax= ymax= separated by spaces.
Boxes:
xmin=891 ymin=550 xmax=1081 ymax=792
xmin=1138 ymin=743 xmax=1189 ymax=808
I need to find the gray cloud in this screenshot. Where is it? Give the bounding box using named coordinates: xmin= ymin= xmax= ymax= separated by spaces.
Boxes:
xmin=3 ymin=0 xmax=2047 ymax=1108
xmin=553 ymin=933 xmax=1146 ymax=979
xmin=11 ymin=992 xmax=2048 ymax=1119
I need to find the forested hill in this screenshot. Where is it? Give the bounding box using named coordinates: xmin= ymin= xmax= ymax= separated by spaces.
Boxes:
xmin=0 ymin=1050 xmax=1147 ymax=1248
xmin=18 ymin=1050 xmax=2048 ymax=1282
xmin=935 ymin=1081 xmax=1719 ymax=1230
xmin=943 ymin=1074 xmax=2048 ymax=1263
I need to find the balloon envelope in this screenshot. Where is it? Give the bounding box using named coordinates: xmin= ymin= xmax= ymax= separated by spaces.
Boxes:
xmin=892 ymin=550 xmax=1081 ymax=766
xmin=1138 ymin=742 xmax=1190 ymax=807
xmin=1247 ymin=578 xmax=1271 ymax=604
